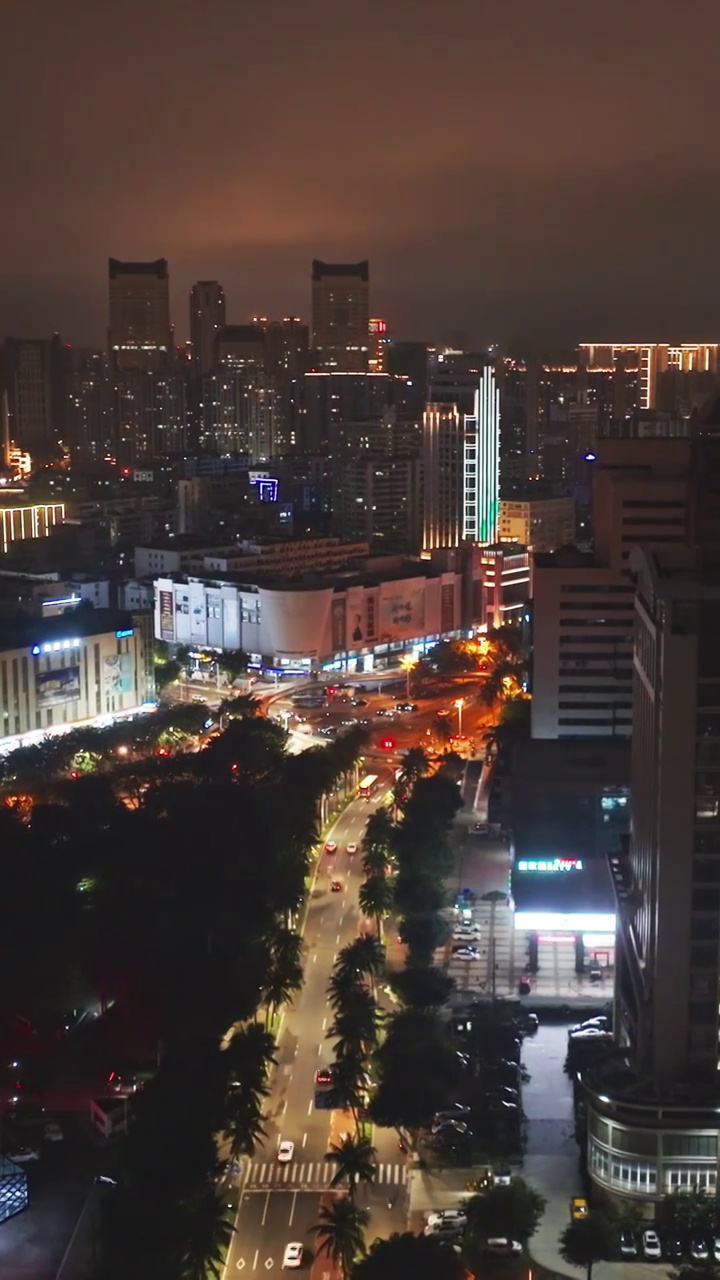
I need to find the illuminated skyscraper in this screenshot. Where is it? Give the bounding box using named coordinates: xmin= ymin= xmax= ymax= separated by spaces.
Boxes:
xmin=463 ymin=363 xmax=500 ymax=544
xmin=190 ymin=281 xmax=226 ymax=375
xmin=422 ymin=364 xmax=500 ymax=552
xmin=108 ymin=258 xmax=172 ymax=371
xmin=579 ymin=343 xmax=720 ymax=411
xmin=311 ymin=260 xmax=369 ymax=371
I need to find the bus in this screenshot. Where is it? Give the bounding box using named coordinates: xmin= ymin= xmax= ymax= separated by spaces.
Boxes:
xmin=358 ymin=774 xmax=379 ymax=799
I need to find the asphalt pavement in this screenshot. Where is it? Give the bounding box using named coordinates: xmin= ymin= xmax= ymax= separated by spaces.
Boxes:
xmin=222 ymin=773 xmax=408 ymax=1280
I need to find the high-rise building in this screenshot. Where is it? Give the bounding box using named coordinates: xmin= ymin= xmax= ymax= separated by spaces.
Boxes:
xmin=108 ymin=258 xmax=172 ymax=371
xmin=198 ymin=369 xmax=280 ymax=462
xmin=0 ymin=336 xmax=67 ymax=458
xmin=368 ymin=319 xmax=388 ymax=373
xmin=215 ymin=324 xmax=265 ymax=370
xmin=190 ymin=281 xmax=226 ymax=375
xmin=422 ymin=366 xmax=500 ymax=552
xmin=311 ymin=260 xmax=369 ymax=372
xmin=579 ymin=343 xmax=720 ymax=411
xmin=584 ymin=543 xmax=720 ymax=1210
xmin=113 ymin=369 xmax=186 ymax=463
xmin=531 ymin=413 xmax=696 ymax=740
xmin=65 ymin=349 xmax=111 ymax=460
xmin=296 ymin=372 xmax=394 ymax=455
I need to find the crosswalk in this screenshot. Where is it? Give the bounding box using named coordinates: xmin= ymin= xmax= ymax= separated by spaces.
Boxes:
xmin=243 ymin=1160 xmax=409 ymax=1190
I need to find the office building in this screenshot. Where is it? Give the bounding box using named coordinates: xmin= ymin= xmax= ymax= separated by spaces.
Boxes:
xmin=198 ymin=368 xmax=280 ymax=462
xmin=499 ymin=491 xmax=576 ymax=551
xmin=113 ymin=369 xmax=187 ymax=463
xmin=311 ymin=260 xmax=369 ymax=372
xmin=64 ymin=349 xmax=112 ymax=460
xmin=464 ymin=363 xmax=500 ymax=544
xmin=422 ymin=404 xmax=463 ymax=552
xmin=215 ymin=324 xmax=265 ymax=370
xmin=259 ymin=317 xmax=309 ymax=378
xmin=531 ymin=413 xmax=696 ymax=740
xmin=584 ymin=544 xmax=720 ymax=1209
xmin=384 ymin=340 xmax=428 ymax=419
xmin=368 ymin=319 xmax=388 ymax=373
xmin=0 ymin=498 xmax=66 ymax=555
xmin=296 ymin=371 xmax=394 ymax=455
xmin=475 ymin=544 xmax=531 ymax=629
xmin=190 ymin=281 xmax=226 ymax=375
xmin=108 ymin=259 xmax=172 ymax=371
xmin=332 ymin=453 xmax=422 ymax=552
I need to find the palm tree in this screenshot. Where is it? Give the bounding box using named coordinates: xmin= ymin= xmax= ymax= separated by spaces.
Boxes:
xmin=223 ymin=1093 xmax=267 ymax=1157
xmin=335 ymin=934 xmax=384 ymax=985
xmin=330 ymin=1005 xmax=378 ymax=1059
xmin=311 ymin=1197 xmax=368 ymax=1278
xmin=330 ymin=1052 xmax=367 ymax=1126
xmin=218 ymin=693 xmax=261 ymax=724
xmin=178 ymin=1185 xmax=235 ymax=1280
xmin=328 ymin=967 xmax=364 ymax=1013
xmin=397 ymin=745 xmax=430 ymax=789
xmin=324 ymin=1134 xmax=377 ymax=1199
xmin=262 ymin=925 xmax=304 ymax=1024
xmin=358 ymin=874 xmax=394 ymax=942
xmin=362 ymin=808 xmax=395 ymax=876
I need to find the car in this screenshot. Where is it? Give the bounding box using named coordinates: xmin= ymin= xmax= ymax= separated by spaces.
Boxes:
xmin=424 ymin=1219 xmax=466 ymax=1238
xmin=431 ymin=1119 xmax=470 ymax=1137
xmin=433 ymin=1105 xmax=472 ymax=1122
xmin=282 ymin=1242 xmax=303 ymax=1269
xmin=44 ymin=1122 xmax=63 ymax=1141
xmin=324 ymin=841 xmax=337 ymax=854
xmin=487 ymin=1087 xmax=520 ymax=1104
xmin=569 ymin=1016 xmax=608 ymax=1036
xmin=277 ymin=1140 xmax=294 ymax=1163
xmin=375 ymin=708 xmax=393 ymax=717
xmin=570 ymin=1197 xmax=589 ymax=1221
xmin=437 ymin=708 xmax=450 ymax=716
xmin=452 ymin=945 xmax=481 ymax=959
xmin=619 ymin=1231 xmax=638 ymax=1258
xmin=453 ymin=924 xmax=481 ymax=938
xmin=425 ymin=1209 xmax=468 ymax=1227
xmin=690 ymin=1238 xmax=709 ymax=1261
xmin=331 ymin=880 xmax=342 ymax=892
xmin=352 ymin=698 xmax=368 ymax=707
xmin=396 ymin=703 xmax=418 ymax=713
xmin=568 ymin=1025 xmax=610 ymax=1040
xmin=493 ymin=1166 xmax=512 ymax=1186
xmin=346 ymin=843 xmax=358 ymax=855
xmin=642 ymin=1229 xmax=662 ymax=1260
xmin=6 ymin=1146 xmax=40 ymax=1163
xmin=714 ymin=1238 xmax=720 ymax=1263
xmin=664 ymin=1239 xmax=683 ymax=1263
xmin=486 ymin=1238 xmax=522 ymax=1256
xmin=315 ymin=1068 xmax=333 ymax=1086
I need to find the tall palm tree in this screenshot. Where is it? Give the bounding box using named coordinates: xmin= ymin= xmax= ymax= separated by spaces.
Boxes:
xmin=398 ymin=746 xmax=430 ymax=789
xmin=324 ymin=1134 xmax=377 ymax=1200
xmin=311 ymin=1197 xmax=368 ymax=1278
xmin=358 ymin=874 xmax=394 ymax=942
xmin=330 ymin=1006 xmax=378 ymax=1059
xmin=335 ymin=934 xmax=384 ymax=984
xmin=178 ymin=1185 xmax=235 ymax=1280
xmin=330 ymin=1052 xmax=367 ymax=1127
xmin=328 ymin=967 xmax=364 ymax=1013
xmin=223 ymin=1092 xmax=267 ymax=1157
xmin=362 ymin=808 xmax=395 ymax=876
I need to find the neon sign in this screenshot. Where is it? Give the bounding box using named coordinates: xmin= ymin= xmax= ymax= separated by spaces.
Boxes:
xmin=249 ymin=475 xmax=278 ymax=502
xmin=517 ymin=858 xmax=583 ymax=873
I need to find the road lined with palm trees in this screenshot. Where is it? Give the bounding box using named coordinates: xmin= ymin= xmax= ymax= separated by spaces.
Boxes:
xmin=222 ymin=770 xmax=404 ymax=1279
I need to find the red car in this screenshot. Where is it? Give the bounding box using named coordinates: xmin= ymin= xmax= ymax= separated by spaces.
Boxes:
xmin=324 ymin=841 xmax=338 ymax=854
xmin=315 ymin=1067 xmax=334 ymax=1086
xmin=331 ymin=880 xmax=342 ymax=893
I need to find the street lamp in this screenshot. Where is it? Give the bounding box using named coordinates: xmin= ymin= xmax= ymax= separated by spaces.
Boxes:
xmin=400 ymin=653 xmax=418 ymax=701
xmin=455 ymin=697 xmax=465 ymax=736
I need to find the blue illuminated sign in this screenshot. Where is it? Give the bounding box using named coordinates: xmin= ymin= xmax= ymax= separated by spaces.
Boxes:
xmin=115 ymin=629 xmax=133 ymax=639
xmin=30 ymin=638 xmax=81 ymax=657
xmin=249 ymin=475 xmax=279 ymax=503
xmin=517 ymin=858 xmax=583 ymax=873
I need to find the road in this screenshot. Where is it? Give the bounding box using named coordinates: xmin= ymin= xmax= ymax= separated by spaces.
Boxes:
xmin=223 ymin=770 xmax=407 ymax=1280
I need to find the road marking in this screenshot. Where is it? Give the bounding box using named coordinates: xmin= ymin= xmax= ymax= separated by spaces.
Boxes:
xmin=259 ymin=1163 xmax=267 ymax=1183
xmin=307 ymin=1099 xmax=313 ymax=1115
xmin=307 ymin=1163 xmax=314 ymax=1180
xmin=318 ymin=1043 xmax=323 ymax=1055
xmin=283 ymin=1165 xmax=290 ymax=1182
xmin=236 ymin=1261 xmax=245 ymax=1270
xmin=312 ymin=954 xmax=317 ymax=963
xmin=253 ymin=1250 xmax=259 ymax=1271
xmin=261 ymin=1191 xmax=271 ymax=1226
xmin=302 ymin=1132 xmax=307 ymax=1148
xmin=321 ymin=1017 xmax=326 ymax=1030
xmin=281 ymin=1099 xmax=287 ymax=1114
xmin=335 ymin=933 xmax=340 ymax=944
xmin=289 ymin=1190 xmax=298 ymax=1226
xmin=291 ymin=1164 xmax=298 ymax=1182
xmin=264 ymin=1261 xmax=274 ymax=1270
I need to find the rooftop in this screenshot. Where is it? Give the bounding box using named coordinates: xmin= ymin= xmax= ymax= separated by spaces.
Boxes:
xmin=0 ymin=606 xmax=134 ymax=652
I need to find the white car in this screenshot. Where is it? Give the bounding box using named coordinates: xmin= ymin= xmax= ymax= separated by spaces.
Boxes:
xmin=453 ymin=927 xmax=481 ymax=941
xmin=486 ymin=1239 xmax=522 ymax=1257
xmin=642 ymin=1230 xmax=662 ymax=1260
xmin=346 ymin=843 xmax=358 ymax=855
xmin=44 ymin=1123 xmax=63 ymax=1142
xmin=452 ymin=945 xmax=481 ymax=960
xmin=493 ymin=1167 xmax=512 ymax=1186
xmin=277 ymin=1140 xmax=294 ymax=1163
xmin=283 ymin=1242 xmax=303 ymax=1269
xmin=7 ymin=1147 xmax=40 ymax=1163
xmin=426 ymin=1209 xmax=467 ymax=1228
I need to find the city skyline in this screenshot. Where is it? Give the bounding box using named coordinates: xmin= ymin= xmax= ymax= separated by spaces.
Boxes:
xmin=3 ymin=0 xmax=720 ymax=346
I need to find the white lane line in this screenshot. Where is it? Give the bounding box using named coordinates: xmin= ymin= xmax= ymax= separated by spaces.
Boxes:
xmin=307 ymin=1099 xmax=313 ymax=1115
xmin=312 ymin=954 xmax=317 ymax=964
xmin=322 ymin=1017 xmax=327 ymax=1030
xmin=253 ymin=1250 xmax=259 ymax=1271
xmin=282 ymin=1099 xmax=287 ymax=1114
xmin=291 ymin=1164 xmax=298 ymax=1183
xmin=261 ymin=1191 xmax=271 ymax=1226
xmin=335 ymin=933 xmax=340 ymax=944
xmin=289 ymin=1190 xmax=298 ymax=1226
xmin=283 ymin=1165 xmax=290 ymax=1182
xmin=318 ymin=1043 xmax=323 ymax=1056
xmin=307 ymin=1162 xmax=314 ymax=1181
xmin=302 ymin=1132 xmax=307 ymax=1148
xmin=259 ymin=1163 xmax=267 ymax=1183
xmin=394 ymin=1164 xmax=400 ymax=1184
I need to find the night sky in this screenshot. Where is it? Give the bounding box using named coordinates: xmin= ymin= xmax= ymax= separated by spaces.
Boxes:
xmin=3 ymin=0 xmax=720 ymax=347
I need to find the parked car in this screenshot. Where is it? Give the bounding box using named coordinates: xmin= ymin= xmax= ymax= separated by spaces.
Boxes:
xmin=642 ymin=1230 xmax=662 ymax=1261
xmin=424 ymin=1219 xmax=466 ymax=1238
xmin=714 ymin=1238 xmax=720 ymax=1263
xmin=432 ymin=1120 xmax=470 ymax=1137
xmin=568 ymin=1017 xmax=608 ymax=1037
xmin=6 ymin=1146 xmax=40 ymax=1163
xmin=425 ymin=1209 xmax=467 ymax=1228
xmin=433 ymin=1105 xmax=471 ymax=1122
xmin=452 ymin=945 xmax=481 ymax=960
xmin=493 ymin=1166 xmax=512 ymax=1186
xmin=664 ymin=1239 xmax=684 ymax=1263
xmin=690 ymin=1238 xmax=709 ymax=1261
xmin=619 ymin=1231 xmax=638 ymax=1258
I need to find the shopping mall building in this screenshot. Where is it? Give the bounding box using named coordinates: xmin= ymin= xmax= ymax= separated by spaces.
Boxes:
xmin=153 ymin=559 xmax=471 ymax=673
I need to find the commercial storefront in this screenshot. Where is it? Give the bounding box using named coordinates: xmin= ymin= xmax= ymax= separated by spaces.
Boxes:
xmin=511 ymin=854 xmax=616 ymax=979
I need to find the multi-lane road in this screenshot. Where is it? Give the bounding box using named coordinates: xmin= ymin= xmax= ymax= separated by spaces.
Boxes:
xmin=222 ymin=770 xmax=406 ymax=1280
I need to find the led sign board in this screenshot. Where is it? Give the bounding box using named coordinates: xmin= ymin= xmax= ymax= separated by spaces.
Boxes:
xmin=516 ymin=858 xmax=583 ymax=873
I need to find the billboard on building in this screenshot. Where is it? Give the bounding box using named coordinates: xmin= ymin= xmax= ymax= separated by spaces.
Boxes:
xmin=35 ymin=666 xmax=81 ymax=707
xmin=159 ymin=590 xmax=175 ymax=642
xmin=331 ymin=598 xmax=347 ymax=651
xmin=440 ymin=582 xmax=455 ymax=633
xmin=379 ymin=583 xmax=425 ymax=641
xmin=103 ymin=653 xmax=132 ymax=695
